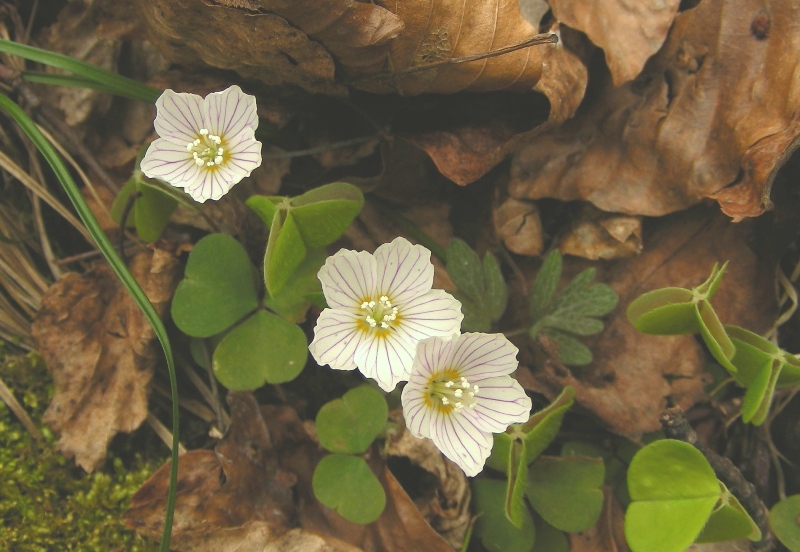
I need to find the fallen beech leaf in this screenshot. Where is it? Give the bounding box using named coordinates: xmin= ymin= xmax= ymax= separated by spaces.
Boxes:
xmin=510 ymin=0 xmax=800 ymax=220
xmin=493 ymin=197 xmax=544 ymax=256
xmin=548 ymin=0 xmax=680 ymax=86
xmin=523 ymin=208 xmax=776 ymax=437
xmin=558 ymin=206 xmax=642 ymax=260
xmin=385 ymin=412 xmax=471 ymax=549
xmin=358 ymin=0 xmax=546 ymax=95
xmin=126 ymin=392 xmax=296 ymax=547
xmin=533 ymin=23 xmax=589 ymax=124
xmin=31 ymin=247 xmax=180 ymax=471
xmin=568 ymin=488 xmax=629 ymax=552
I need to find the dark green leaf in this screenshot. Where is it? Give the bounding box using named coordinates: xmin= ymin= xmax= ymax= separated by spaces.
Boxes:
xmin=540 ymin=330 xmax=593 ymax=366
xmin=770 ymin=495 xmax=800 ymax=552
xmin=530 ymin=250 xmax=562 ymax=322
xmin=212 ymin=310 xmax=307 ymax=389
xmin=134 ymin=179 xmax=177 ymax=242
xmin=455 ymin=292 xmax=491 ymax=333
xmin=316 ymin=385 xmax=388 ymax=454
xmin=110 ymin=178 xmax=137 ymax=229
xmin=245 ymin=195 xmax=284 ymax=228
xmin=473 ymin=479 xmax=536 ymax=552
xmin=533 ymin=514 xmax=569 ymax=552
xmin=171 ymin=234 xmax=259 ymax=337
xmin=540 ymin=316 xmax=604 ymax=336
xmin=447 ymin=238 xmax=485 ymax=301
xmin=520 ymin=386 xmax=575 ymax=461
xmin=312 ymin=454 xmax=386 ymax=524
xmin=484 ymin=252 xmax=508 ymax=321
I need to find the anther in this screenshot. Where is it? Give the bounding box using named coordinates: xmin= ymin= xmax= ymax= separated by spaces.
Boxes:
xmin=200 ymin=128 xmax=209 ymax=135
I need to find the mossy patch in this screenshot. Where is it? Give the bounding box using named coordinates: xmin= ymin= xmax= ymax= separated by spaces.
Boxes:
xmin=0 ymin=346 xmax=161 ymax=551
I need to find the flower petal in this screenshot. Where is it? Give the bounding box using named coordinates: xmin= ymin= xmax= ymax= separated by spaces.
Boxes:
xmin=430 ymin=410 xmax=492 ymax=477
xmin=225 ymin=130 xmax=263 ymax=178
xmin=400 ymin=381 xmax=433 ymax=439
xmin=466 ymin=376 xmax=531 ymax=433
xmin=203 ymin=85 xmax=258 ymax=140
xmin=375 ymin=237 xmax=434 ymax=304
xmin=154 ymin=89 xmax=205 ymax=146
xmin=309 ymin=309 xmax=366 ymax=371
xmin=451 ymin=333 xmax=520 ymax=380
xmin=318 ymin=249 xmax=377 ymax=310
xmin=396 ymin=290 xmax=463 ymax=344
xmin=183 ymin=169 xmax=232 ymax=203
xmin=354 ymin=331 xmax=415 ymax=392
xmin=140 ymin=138 xmax=198 ymax=187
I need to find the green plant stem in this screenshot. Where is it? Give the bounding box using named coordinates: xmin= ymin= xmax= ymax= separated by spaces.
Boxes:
xmin=22 ymin=71 xmax=160 ymax=104
xmin=0 ymin=92 xmax=178 ymax=552
xmin=0 ymin=39 xmax=161 ymax=103
xmin=368 ymin=197 xmax=447 ymax=262
xmin=503 ymin=327 xmax=531 ymax=338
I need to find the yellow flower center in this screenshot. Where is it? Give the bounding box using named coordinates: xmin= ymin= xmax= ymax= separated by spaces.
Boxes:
xmin=426 ymin=369 xmax=478 ymax=413
xmin=359 ymin=295 xmax=400 ymax=334
xmin=186 ymin=128 xmax=225 ymax=168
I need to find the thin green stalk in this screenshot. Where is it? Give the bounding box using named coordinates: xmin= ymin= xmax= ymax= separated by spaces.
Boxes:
xmin=0 ymin=39 xmax=161 ymax=103
xmin=0 ymin=92 xmax=178 ymax=551
xmin=22 ymin=71 xmax=160 ymax=103
xmin=368 ymin=196 xmax=448 ymax=262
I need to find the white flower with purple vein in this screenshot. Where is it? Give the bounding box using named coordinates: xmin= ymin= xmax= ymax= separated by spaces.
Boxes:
xmin=401 ymin=333 xmax=531 ymax=476
xmin=309 ymin=237 xmax=464 ymax=392
xmin=140 ymin=85 xmax=262 ymax=203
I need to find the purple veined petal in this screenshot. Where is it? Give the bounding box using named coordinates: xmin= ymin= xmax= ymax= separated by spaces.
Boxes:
xmin=451 ymin=333 xmax=520 ymax=380
xmin=395 ymin=290 xmax=463 ymax=344
xmin=430 ymin=409 xmax=493 ymax=477
xmin=203 ymin=85 xmax=259 ymax=140
xmin=318 ymin=249 xmax=377 ymax=310
xmin=140 ymin=138 xmax=198 ymax=187
xmin=401 ymin=381 xmax=434 ymax=439
xmin=375 ymin=237 xmax=435 ymax=305
xmin=353 ymin=330 xmax=415 ymax=392
xmin=465 ymin=376 xmax=531 ymax=433
xmin=183 ymin=169 xmax=230 ymax=203
xmin=154 ymin=90 xmax=205 ymax=146
xmin=225 ymin=131 xmax=263 ymax=178
xmin=407 ymin=335 xmax=457 ymax=383
xmin=309 ymin=309 xmax=366 ymax=371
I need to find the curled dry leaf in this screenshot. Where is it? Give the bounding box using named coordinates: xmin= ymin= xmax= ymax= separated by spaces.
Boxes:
xmin=558 ymin=206 xmax=642 ymax=260
xmin=548 ymin=0 xmax=680 ymax=86
xmin=31 ymin=247 xmax=180 ymax=471
xmin=493 ymin=196 xmax=544 ymax=256
xmin=523 ymin=208 xmax=776 ymax=437
xmin=533 ymin=23 xmax=589 ymax=124
xmin=126 ymin=392 xmax=297 ymax=547
xmin=355 ymin=0 xmax=545 ymax=95
xmin=510 ymin=0 xmax=800 ymax=221
xmin=385 ymin=411 xmax=471 ymax=549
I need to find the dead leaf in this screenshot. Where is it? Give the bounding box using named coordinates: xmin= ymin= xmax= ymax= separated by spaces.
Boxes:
xmin=548 ymin=0 xmax=680 ymax=86
xmin=385 ymin=411 xmax=471 ymax=549
xmin=357 ymin=0 xmax=546 ymax=95
xmin=31 ymin=247 xmax=180 ymax=471
xmin=493 ymin=197 xmax=544 ymax=256
xmin=126 ymin=392 xmax=297 ymax=546
xmin=522 ymin=207 xmax=776 ymax=437
xmin=568 ymin=488 xmax=629 ymax=552
xmin=558 ymin=206 xmax=642 ymax=260
xmin=510 ymin=0 xmax=800 ymax=220
xmin=36 ymin=0 xmax=119 ymax=126
xmin=533 ymin=23 xmax=589 ymax=124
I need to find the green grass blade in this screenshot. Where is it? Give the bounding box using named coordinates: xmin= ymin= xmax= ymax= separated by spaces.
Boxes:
xmin=0 ymin=39 xmax=161 ymax=103
xmin=0 ymin=92 xmax=178 ymax=551
xmin=22 ymin=70 xmax=160 ymax=103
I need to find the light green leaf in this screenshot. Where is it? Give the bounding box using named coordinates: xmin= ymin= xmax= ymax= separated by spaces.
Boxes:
xmin=473 ymin=479 xmax=536 ymax=552
xmin=134 ymin=178 xmax=177 ymax=242
xmin=110 ymin=178 xmax=137 ymax=229
xmin=526 ymin=455 xmax=604 ymax=532
xmin=312 ymin=454 xmax=386 ymax=524
xmin=212 ymin=310 xmax=307 ymax=389
xmin=290 ymin=182 xmax=364 ymax=248
xmin=246 ymin=195 xmax=283 ymax=228
xmin=626 ymin=288 xmax=699 ymax=335
xmin=770 ymin=495 xmax=800 ymax=552
xmin=541 ymin=329 xmax=593 ymax=366
xmin=263 ymin=248 xmax=326 ymax=323
xmin=264 ymin=210 xmax=307 ymax=297
xmin=171 ymin=233 xmax=259 ymax=337
xmin=696 ymin=483 xmax=761 ymax=543
xmin=316 ymin=385 xmax=388 ymax=454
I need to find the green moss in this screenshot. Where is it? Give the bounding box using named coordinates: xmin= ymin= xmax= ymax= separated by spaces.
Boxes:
xmin=0 ymin=345 xmax=160 ymax=551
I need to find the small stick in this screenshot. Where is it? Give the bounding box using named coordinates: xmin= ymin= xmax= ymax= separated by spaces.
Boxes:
xmin=351 ymin=33 xmax=558 ymax=85
xmin=0 ymin=376 xmax=41 ymax=439
xmin=659 ymin=408 xmax=776 ymax=552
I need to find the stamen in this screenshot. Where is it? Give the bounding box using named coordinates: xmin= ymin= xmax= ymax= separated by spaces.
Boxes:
xmin=428 ymin=372 xmax=478 ymax=412
xmin=200 ymin=128 xmax=209 ymax=135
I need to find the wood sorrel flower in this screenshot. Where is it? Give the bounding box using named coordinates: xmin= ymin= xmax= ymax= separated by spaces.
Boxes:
xmin=401 ymin=333 xmax=531 ymax=476
xmin=309 ymin=237 xmax=464 ymax=392
xmin=140 ymin=85 xmax=262 ymax=203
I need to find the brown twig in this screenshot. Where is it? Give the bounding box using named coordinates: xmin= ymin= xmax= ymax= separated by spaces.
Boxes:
xmin=350 ymin=33 xmax=559 ymax=85
xmin=659 ymin=408 xmax=776 ymax=552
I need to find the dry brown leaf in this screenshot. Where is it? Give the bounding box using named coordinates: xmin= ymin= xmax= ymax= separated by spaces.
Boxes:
xmin=522 ymin=208 xmax=776 ymax=437
xmin=358 ymin=0 xmax=546 ymax=95
xmin=31 ymin=247 xmax=180 ymax=471
xmin=548 ymin=0 xmax=680 ymax=86
xmin=558 ymin=206 xmax=642 ymax=260
xmin=568 ymin=488 xmax=629 ymax=552
xmin=36 ymin=0 xmax=119 ymax=126
xmin=493 ymin=197 xmax=544 ymax=256
xmin=510 ymin=0 xmax=800 ymax=221
xmin=126 ymin=392 xmax=297 ymax=547
xmin=533 ymin=23 xmax=589 ymax=124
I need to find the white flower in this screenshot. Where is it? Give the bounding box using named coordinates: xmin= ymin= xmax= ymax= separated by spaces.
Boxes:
xmin=401 ymin=333 xmax=532 ymax=476
xmin=309 ymin=237 xmax=464 ymax=392
xmin=140 ymin=85 xmax=262 ymax=203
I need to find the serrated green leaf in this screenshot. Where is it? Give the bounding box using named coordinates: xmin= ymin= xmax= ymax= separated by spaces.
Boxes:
xmin=473 ymin=479 xmax=536 ymax=552
xmin=484 ymin=252 xmax=508 ymax=320
xmin=264 ymin=210 xmax=307 ymax=297
xmin=530 ymin=251 xmax=562 ymax=322
xmin=447 ymin=238 xmax=485 ymax=301
xmin=316 ymin=385 xmax=388 ymax=454
xmin=447 ymin=240 xmax=508 ymax=330
xmin=541 ymin=330 xmax=593 ymax=366
xmin=526 ymin=455 xmax=604 ymax=532
xmin=312 ymin=454 xmax=386 ymax=524
xmin=455 ymin=292 xmax=492 ymax=333
xmin=770 ymin=495 xmax=800 ymax=551
xmin=539 ymin=316 xmax=604 ymax=336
